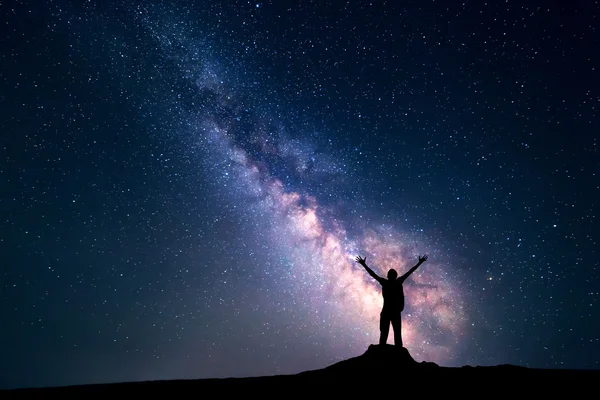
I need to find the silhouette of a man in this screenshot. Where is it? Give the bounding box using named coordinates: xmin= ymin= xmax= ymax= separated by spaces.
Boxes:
xmin=355 ymin=254 xmax=428 ymax=347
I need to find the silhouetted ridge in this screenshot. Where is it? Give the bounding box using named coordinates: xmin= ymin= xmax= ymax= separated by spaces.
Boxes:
xmin=3 ymin=345 xmax=600 ymax=396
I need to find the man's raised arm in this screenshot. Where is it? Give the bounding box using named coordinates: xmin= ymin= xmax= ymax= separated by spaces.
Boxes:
xmin=355 ymin=256 xmax=384 ymax=284
xmin=399 ymin=254 xmax=428 ymax=282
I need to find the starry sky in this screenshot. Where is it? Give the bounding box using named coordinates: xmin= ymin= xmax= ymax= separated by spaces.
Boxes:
xmin=1 ymin=0 xmax=599 ymax=390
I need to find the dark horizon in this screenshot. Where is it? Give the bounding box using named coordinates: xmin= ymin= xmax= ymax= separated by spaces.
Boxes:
xmin=3 ymin=344 xmax=600 ymax=394
xmin=1 ymin=0 xmax=599 ymax=390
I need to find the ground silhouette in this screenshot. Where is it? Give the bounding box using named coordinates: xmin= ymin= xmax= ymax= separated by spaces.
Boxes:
xmin=3 ymin=345 xmax=598 ymax=397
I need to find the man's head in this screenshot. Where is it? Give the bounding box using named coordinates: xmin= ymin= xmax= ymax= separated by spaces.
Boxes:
xmin=387 ymin=269 xmax=397 ymax=280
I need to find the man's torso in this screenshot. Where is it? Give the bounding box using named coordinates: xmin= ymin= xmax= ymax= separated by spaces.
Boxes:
xmin=381 ymin=279 xmax=405 ymax=313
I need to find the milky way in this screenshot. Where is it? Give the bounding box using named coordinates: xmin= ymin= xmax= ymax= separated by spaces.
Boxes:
xmin=138 ymin=10 xmax=468 ymax=365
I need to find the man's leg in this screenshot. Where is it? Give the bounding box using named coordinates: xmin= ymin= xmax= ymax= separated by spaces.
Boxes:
xmin=391 ymin=313 xmax=403 ymax=347
xmin=379 ymin=312 xmax=391 ymax=345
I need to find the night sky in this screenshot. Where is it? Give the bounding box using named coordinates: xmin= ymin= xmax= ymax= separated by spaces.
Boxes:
xmin=1 ymin=0 xmax=599 ymax=390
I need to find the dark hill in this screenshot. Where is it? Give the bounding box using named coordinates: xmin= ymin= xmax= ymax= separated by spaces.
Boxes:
xmin=3 ymin=345 xmax=598 ymax=397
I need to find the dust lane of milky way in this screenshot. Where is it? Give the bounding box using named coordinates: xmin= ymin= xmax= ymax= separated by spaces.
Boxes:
xmin=136 ymin=9 xmax=468 ymax=364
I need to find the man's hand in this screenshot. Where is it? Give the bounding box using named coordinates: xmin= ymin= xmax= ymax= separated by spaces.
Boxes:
xmin=418 ymin=254 xmax=428 ymax=264
xmin=355 ymin=255 xmax=367 ymax=265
